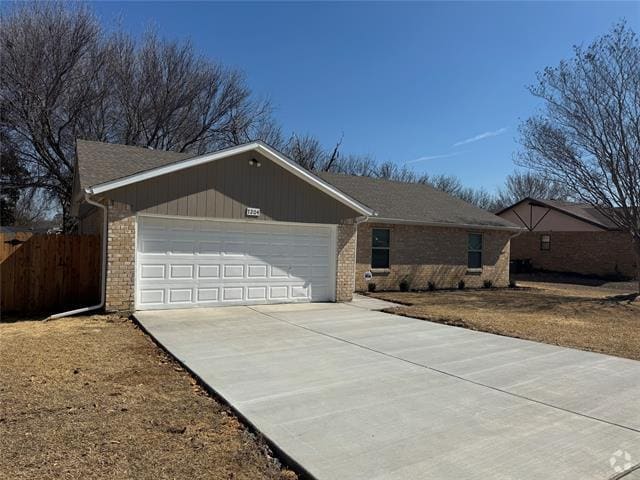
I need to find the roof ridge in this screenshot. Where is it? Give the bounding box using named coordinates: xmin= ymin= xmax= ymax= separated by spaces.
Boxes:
xmin=318 ymin=171 xmax=442 ymax=190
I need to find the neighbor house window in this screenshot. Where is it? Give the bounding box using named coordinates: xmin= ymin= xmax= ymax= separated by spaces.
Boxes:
xmin=468 ymin=233 xmax=483 ymax=269
xmin=371 ymin=228 xmax=390 ymax=269
xmin=540 ymin=234 xmax=551 ymax=251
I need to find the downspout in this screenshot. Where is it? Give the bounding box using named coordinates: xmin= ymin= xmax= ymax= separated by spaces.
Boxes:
xmin=355 ymin=214 xmax=370 ymax=225
xmin=47 ymin=195 xmax=108 ymax=320
xmin=509 ymin=228 xmax=524 ymax=241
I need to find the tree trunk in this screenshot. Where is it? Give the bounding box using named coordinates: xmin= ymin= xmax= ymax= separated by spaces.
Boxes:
xmin=633 ymin=235 xmax=640 ymax=297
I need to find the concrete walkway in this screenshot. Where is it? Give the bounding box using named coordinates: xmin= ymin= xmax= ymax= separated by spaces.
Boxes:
xmin=135 ymin=302 xmax=640 ymax=480
xmin=350 ymin=293 xmax=401 ymax=310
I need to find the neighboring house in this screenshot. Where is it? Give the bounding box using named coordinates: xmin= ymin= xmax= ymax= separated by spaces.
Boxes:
xmin=497 ymin=198 xmax=636 ymax=279
xmin=72 ymin=140 xmax=520 ymax=311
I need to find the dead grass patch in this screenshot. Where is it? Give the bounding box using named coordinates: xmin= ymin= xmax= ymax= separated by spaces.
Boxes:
xmin=0 ymin=315 xmax=297 ymax=480
xmin=372 ymin=283 xmax=640 ymax=360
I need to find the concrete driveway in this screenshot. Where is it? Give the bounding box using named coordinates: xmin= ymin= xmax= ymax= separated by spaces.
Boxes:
xmin=135 ymin=299 xmax=640 ymax=480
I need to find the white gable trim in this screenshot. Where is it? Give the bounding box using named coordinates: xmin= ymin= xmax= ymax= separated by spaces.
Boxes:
xmin=85 ymin=141 xmax=374 ymax=216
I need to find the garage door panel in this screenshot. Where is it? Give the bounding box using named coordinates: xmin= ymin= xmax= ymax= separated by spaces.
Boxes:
xmin=196 ymin=288 xmax=219 ymax=302
xmin=137 ymin=217 xmax=335 ymax=309
xmin=223 ymin=264 xmax=245 ymax=278
xmin=222 ymin=286 xmax=244 ymax=301
xmin=139 ymin=289 xmax=165 ymax=305
xmin=169 ymin=288 xmax=193 ymax=303
xmin=269 ymin=286 xmax=288 ymax=299
xmin=169 ymin=264 xmax=194 ymax=279
xmin=198 ymin=265 xmax=220 ymax=278
xmin=291 ymin=286 xmax=309 ymax=298
xmin=270 ymin=264 xmax=289 ymax=278
xmin=247 ymin=264 xmax=268 ymax=278
xmin=140 ymin=264 xmax=166 ymax=279
xmin=247 ymin=286 xmax=268 ymax=300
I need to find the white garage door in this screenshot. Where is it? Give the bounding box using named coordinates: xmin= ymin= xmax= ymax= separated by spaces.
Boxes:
xmin=136 ymin=216 xmax=336 ymax=310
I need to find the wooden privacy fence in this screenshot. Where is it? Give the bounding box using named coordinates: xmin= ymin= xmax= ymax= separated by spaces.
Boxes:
xmin=1 ymin=233 xmax=101 ymax=315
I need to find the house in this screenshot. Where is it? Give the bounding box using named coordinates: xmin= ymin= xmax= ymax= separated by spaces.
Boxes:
xmin=72 ymin=140 xmax=520 ymax=311
xmin=497 ymin=198 xmax=636 ymax=279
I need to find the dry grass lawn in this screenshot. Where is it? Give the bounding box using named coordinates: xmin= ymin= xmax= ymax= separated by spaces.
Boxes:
xmin=372 ymin=282 xmax=640 ymax=361
xmin=0 ymin=315 xmax=297 ymax=480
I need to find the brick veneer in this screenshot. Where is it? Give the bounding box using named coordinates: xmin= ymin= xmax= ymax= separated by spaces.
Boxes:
xmin=336 ymin=223 xmax=358 ymax=301
xmin=355 ymin=223 xmax=511 ymax=291
xmin=105 ymin=200 xmax=136 ymax=311
xmin=101 ymin=207 xmax=513 ymax=308
xmin=511 ymin=230 xmax=636 ymax=278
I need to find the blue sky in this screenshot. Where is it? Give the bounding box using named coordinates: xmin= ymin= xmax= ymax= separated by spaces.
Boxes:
xmin=91 ymin=1 xmax=639 ymax=192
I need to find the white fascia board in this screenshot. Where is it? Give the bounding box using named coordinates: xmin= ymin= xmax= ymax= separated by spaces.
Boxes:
xmin=86 ymin=141 xmax=374 ymax=216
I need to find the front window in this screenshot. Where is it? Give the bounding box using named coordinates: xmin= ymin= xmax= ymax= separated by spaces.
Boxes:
xmin=371 ymin=228 xmax=390 ymax=269
xmin=468 ymin=233 xmax=483 ymax=269
xmin=540 ymin=234 xmax=550 ymax=251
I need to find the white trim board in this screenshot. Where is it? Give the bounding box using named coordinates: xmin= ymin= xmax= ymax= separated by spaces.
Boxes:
xmin=86 ymin=141 xmax=374 ymax=217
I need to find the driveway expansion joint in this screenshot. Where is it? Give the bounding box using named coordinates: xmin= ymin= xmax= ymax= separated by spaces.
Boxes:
xmin=608 ymin=462 xmax=640 ymax=480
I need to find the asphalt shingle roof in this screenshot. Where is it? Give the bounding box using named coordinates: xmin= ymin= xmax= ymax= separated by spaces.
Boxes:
xmin=318 ymin=172 xmax=518 ymax=229
xmin=76 ymin=140 xmax=519 ymax=230
xmin=76 ymin=139 xmax=193 ymax=190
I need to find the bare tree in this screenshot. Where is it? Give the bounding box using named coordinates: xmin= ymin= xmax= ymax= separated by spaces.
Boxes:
xmin=329 ymin=153 xmax=378 ymax=176
xmin=1 ymin=4 xmax=106 ymax=227
xmin=418 ymin=173 xmax=463 ymax=192
xmin=493 ymin=170 xmax=571 ymax=210
xmin=376 ymin=161 xmax=427 ymax=183
xmin=518 ymin=22 xmax=640 ymax=292
xmin=0 ymin=3 xmax=276 ymax=228
xmin=285 ymin=133 xmax=327 ymax=171
xmin=0 ymin=136 xmax=24 ymax=225
xmin=12 ymin=190 xmax=52 ymax=228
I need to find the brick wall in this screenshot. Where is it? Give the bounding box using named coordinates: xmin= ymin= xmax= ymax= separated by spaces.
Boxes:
xmin=336 ymin=223 xmax=357 ymax=301
xmin=100 ymin=206 xmax=514 ymax=308
xmin=511 ymin=230 xmax=636 ymax=278
xmin=355 ymin=223 xmax=511 ymax=291
xmin=105 ymin=201 xmax=135 ymax=311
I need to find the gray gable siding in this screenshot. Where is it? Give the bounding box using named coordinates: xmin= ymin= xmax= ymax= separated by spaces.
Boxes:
xmin=105 ymin=151 xmax=359 ymax=224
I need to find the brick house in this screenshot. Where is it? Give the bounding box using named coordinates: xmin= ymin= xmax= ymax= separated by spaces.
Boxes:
xmin=72 ymin=140 xmax=520 ymax=312
xmin=497 ymin=198 xmax=636 ymax=279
